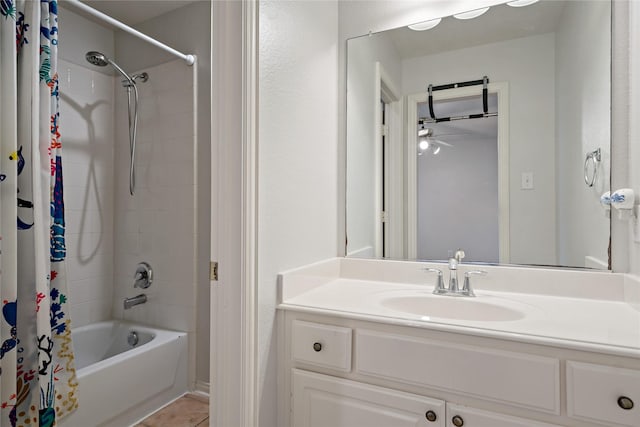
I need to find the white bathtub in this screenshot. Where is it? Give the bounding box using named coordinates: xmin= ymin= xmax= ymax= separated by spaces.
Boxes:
xmin=58 ymin=320 xmax=188 ymax=427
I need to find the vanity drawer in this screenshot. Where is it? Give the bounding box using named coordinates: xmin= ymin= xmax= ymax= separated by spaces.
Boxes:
xmin=355 ymin=329 xmax=560 ymax=414
xmin=567 ymin=361 xmax=640 ymax=426
xmin=292 ymin=320 xmax=352 ymax=371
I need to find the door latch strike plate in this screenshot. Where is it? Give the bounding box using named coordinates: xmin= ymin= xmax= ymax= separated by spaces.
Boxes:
xmin=210 ymin=261 xmax=218 ymax=281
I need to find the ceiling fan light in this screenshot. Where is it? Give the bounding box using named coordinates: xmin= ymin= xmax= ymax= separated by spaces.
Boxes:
xmin=507 ymin=0 xmax=539 ymax=7
xmin=453 ymin=7 xmax=490 ymax=20
xmin=418 ymin=139 xmax=430 ymax=151
xmin=408 ymin=18 xmax=442 ymax=31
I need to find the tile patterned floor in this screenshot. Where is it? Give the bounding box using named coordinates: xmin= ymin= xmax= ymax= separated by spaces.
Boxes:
xmin=136 ymin=395 xmax=209 ymax=427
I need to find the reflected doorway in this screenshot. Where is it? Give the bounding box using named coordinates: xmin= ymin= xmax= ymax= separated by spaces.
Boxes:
xmin=406 ymin=83 xmax=510 ymax=263
xmin=417 ymin=95 xmax=499 ymax=262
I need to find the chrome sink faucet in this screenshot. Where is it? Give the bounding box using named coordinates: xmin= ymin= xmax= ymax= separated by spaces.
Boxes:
xmin=424 ymin=249 xmax=487 ymax=297
xmin=447 ymin=249 xmax=465 ymax=293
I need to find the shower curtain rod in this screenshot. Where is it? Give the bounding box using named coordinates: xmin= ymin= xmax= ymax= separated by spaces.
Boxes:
xmin=63 ymin=0 xmax=195 ymax=66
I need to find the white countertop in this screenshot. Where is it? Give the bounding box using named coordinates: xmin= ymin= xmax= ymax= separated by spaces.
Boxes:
xmin=278 ymin=258 xmax=640 ymax=358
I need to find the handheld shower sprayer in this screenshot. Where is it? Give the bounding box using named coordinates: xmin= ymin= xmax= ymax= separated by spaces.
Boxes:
xmin=85 ymin=51 xmax=148 ymax=195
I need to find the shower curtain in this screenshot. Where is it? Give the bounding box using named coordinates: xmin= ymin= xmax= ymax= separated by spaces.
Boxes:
xmin=0 ymin=1 xmax=78 ymax=426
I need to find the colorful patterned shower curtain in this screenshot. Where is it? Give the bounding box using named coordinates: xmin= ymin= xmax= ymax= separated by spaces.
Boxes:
xmin=0 ymin=1 xmax=78 ymax=426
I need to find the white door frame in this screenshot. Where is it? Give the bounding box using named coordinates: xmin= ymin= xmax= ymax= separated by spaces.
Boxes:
xmin=373 ymin=62 xmax=402 ymax=258
xmin=210 ymin=1 xmax=258 ymax=426
xmin=406 ymin=82 xmax=510 ymax=263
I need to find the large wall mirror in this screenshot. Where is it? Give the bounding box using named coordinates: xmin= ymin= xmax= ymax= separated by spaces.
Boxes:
xmin=346 ymin=0 xmax=611 ymax=269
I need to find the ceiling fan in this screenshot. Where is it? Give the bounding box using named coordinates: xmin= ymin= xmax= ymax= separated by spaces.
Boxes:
xmin=417 ymin=128 xmax=454 ymax=155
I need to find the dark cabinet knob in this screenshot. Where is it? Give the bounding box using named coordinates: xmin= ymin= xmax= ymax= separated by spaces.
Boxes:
xmin=313 ymin=342 xmax=322 ymax=352
xmin=425 ymin=410 xmax=437 ymax=422
xmin=452 ymin=415 xmax=464 ymax=427
xmin=618 ymin=396 xmax=634 ymax=410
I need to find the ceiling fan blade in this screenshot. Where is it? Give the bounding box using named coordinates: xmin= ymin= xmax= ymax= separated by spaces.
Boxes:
xmin=433 ymin=138 xmax=454 ymax=147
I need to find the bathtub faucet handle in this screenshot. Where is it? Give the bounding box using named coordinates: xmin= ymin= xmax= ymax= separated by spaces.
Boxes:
xmin=134 ymin=262 xmax=153 ymax=289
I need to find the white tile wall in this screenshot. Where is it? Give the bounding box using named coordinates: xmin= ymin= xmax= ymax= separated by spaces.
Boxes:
xmin=112 ymin=59 xmax=197 ymax=333
xmin=59 ymin=3 xmax=205 ymax=386
xmin=59 ymin=59 xmax=115 ymax=328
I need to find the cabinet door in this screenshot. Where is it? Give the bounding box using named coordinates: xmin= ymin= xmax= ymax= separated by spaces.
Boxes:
xmin=445 ymin=404 xmax=561 ymax=427
xmin=293 ymin=369 xmax=445 ymax=427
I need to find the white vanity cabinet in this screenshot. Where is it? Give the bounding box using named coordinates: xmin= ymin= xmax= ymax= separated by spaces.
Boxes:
xmin=280 ymin=311 xmax=640 ymax=427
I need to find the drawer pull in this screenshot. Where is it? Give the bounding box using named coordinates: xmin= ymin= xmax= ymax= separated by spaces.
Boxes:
xmin=452 ymin=415 xmax=464 ymax=426
xmin=312 ymin=342 xmax=322 ymax=352
xmin=425 ymin=410 xmax=437 ymax=422
xmin=618 ymin=396 xmax=634 ymax=410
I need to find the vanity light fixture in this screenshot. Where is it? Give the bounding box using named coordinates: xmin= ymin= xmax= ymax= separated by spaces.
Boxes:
xmin=453 ymin=7 xmax=490 ymax=20
xmin=507 ymin=0 xmax=539 ymax=7
xmin=408 ymin=18 xmax=442 ymax=31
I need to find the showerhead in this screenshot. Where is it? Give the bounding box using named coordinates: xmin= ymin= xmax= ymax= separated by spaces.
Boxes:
xmin=85 ymin=51 xmax=109 ymax=67
xmin=85 ymin=51 xmax=135 ymax=86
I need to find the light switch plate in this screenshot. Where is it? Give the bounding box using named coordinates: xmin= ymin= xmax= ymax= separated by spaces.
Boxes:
xmin=521 ymin=172 xmax=534 ymax=190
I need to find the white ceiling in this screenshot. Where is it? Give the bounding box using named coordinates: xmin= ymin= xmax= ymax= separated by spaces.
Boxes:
xmin=66 ymin=0 xmax=198 ymax=26
xmin=386 ymin=0 xmax=566 ymax=59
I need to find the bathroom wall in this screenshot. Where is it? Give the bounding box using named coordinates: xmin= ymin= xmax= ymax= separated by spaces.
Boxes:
xmin=113 ymin=1 xmax=211 ymax=390
xmin=555 ymin=0 xmax=610 ymax=268
xmin=402 ymin=33 xmax=557 ymax=265
xmin=111 ymin=58 xmax=195 ymax=330
xmin=58 ymin=8 xmax=115 ymax=328
xmin=259 ymin=1 xmax=339 ymax=426
xmin=629 ymin=2 xmax=640 ymax=276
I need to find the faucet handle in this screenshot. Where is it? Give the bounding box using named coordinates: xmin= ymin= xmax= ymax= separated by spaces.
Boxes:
xmin=134 ymin=262 xmax=153 ymax=289
xmin=423 ymin=268 xmax=446 ymax=294
xmin=462 ymin=270 xmax=487 ymax=297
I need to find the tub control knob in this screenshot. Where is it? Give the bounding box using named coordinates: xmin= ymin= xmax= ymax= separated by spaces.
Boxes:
xmin=134 ymin=262 xmax=153 ymax=289
xmin=452 ymin=415 xmax=464 ymax=427
xmin=313 ymin=342 xmax=322 ymax=352
xmin=425 ymin=410 xmax=437 ymax=422
xmin=618 ymin=396 xmax=634 ymax=410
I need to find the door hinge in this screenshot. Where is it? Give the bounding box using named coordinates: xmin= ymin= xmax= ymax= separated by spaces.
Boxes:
xmin=210 ymin=261 xmax=218 ymax=281
xmin=381 ymin=124 xmax=389 ymax=137
xmin=381 ymin=211 xmax=388 ymax=223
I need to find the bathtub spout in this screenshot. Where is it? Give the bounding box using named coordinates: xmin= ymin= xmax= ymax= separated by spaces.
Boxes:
xmin=124 ymin=294 xmax=147 ymax=309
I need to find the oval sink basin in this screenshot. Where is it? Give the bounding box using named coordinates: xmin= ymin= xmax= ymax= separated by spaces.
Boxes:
xmin=380 ymin=296 xmax=525 ymax=322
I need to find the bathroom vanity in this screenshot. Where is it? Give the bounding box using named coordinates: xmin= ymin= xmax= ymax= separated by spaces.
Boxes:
xmin=277 ymin=258 xmax=640 ymax=427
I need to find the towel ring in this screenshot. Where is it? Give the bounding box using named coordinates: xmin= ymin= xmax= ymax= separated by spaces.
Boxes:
xmin=584 ymin=148 xmax=601 ymax=187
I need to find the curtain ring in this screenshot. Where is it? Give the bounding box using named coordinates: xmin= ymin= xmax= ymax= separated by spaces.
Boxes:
xmin=584 ymin=148 xmax=601 ymax=187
